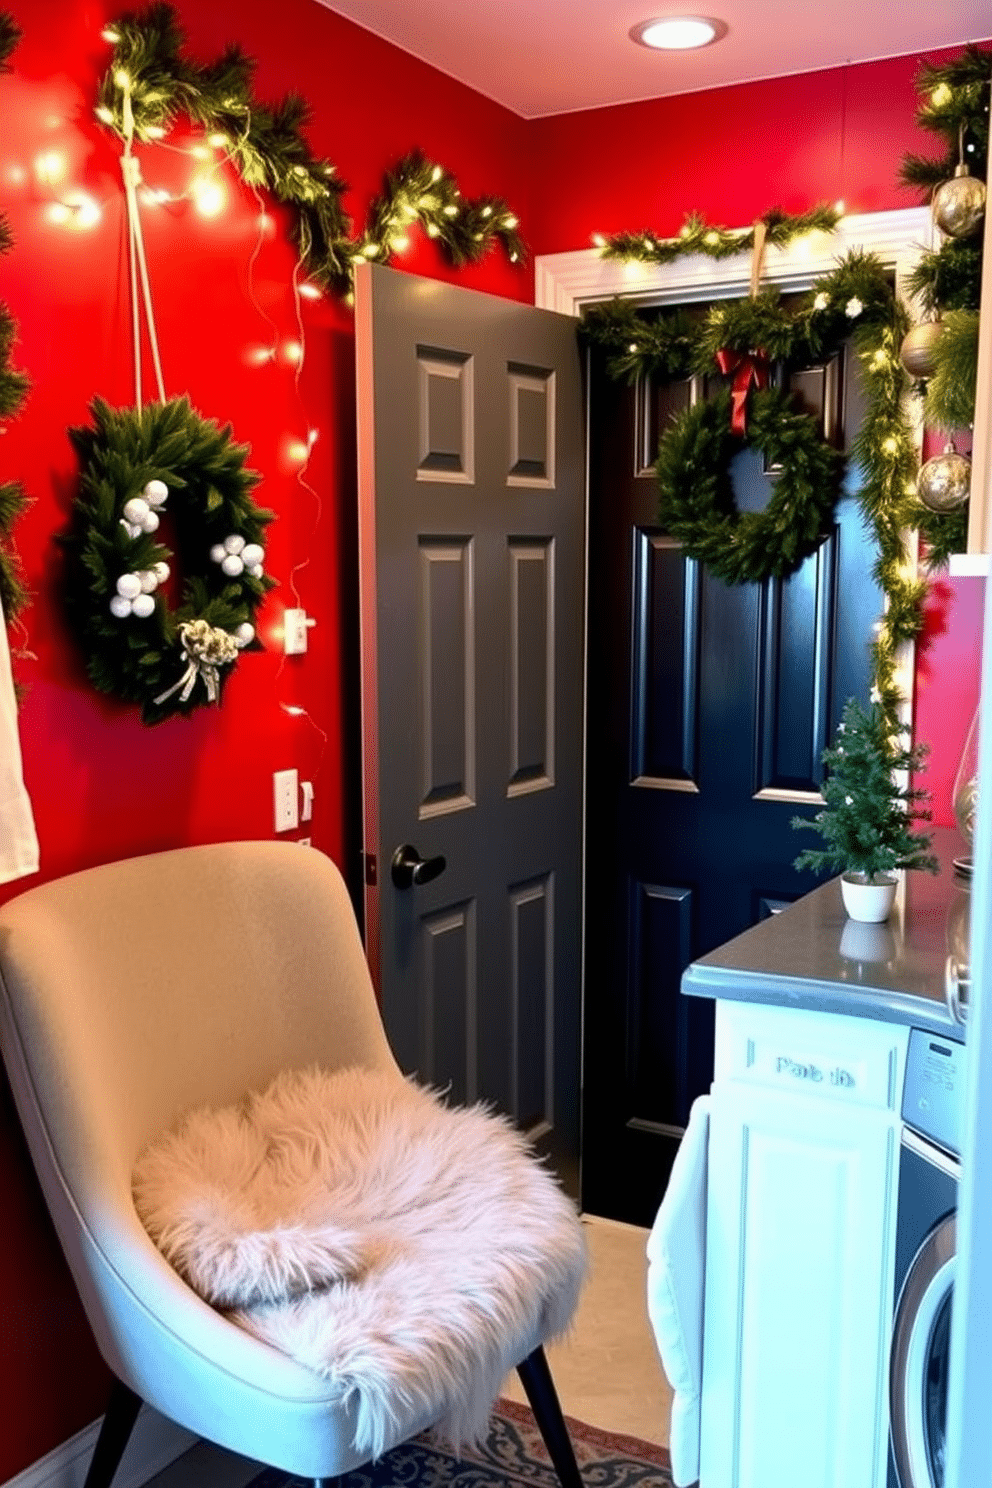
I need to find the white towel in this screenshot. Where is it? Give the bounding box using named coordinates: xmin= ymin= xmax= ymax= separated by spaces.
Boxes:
xmin=0 ymin=596 xmax=38 ymax=884
xmin=646 ymin=1094 xmax=710 ymax=1488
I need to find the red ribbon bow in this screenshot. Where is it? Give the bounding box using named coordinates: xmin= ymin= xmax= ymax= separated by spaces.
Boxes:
xmin=715 ymin=347 xmax=770 ymax=434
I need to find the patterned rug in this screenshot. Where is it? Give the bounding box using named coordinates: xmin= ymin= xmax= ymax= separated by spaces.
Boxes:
xmin=248 ymin=1398 xmax=673 ymax=1488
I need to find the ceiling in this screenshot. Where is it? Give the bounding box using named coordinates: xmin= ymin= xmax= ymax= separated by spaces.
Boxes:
xmin=316 ymin=1 xmax=991 ymax=118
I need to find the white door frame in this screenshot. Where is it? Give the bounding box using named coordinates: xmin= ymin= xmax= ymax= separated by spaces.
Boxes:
xmin=534 ymin=207 xmax=932 ymax=316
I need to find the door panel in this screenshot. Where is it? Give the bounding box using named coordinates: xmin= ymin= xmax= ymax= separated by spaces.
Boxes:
xmin=355 ymin=263 xmax=584 ymax=1190
xmin=583 ymin=332 xmax=882 ymax=1224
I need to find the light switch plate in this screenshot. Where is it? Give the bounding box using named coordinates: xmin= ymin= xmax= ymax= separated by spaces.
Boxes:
xmin=273 ymin=768 xmax=299 ymax=832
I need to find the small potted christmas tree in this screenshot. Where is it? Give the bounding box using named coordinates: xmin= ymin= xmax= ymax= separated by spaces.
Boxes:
xmin=792 ymin=697 xmax=939 ymax=921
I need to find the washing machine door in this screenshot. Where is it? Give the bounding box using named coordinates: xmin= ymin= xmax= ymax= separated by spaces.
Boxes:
xmin=890 ymin=1214 xmax=956 ymax=1488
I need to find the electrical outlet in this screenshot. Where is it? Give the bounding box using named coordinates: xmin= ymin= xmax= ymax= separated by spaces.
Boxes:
xmin=273 ymin=768 xmax=299 ymax=832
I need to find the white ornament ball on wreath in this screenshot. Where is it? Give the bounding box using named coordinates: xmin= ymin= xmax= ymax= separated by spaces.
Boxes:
xmin=139 ymin=569 xmax=158 ymax=593
xmin=221 ymin=553 xmax=245 ymax=577
xmin=131 ymin=592 xmax=156 ymax=618
xmin=109 ymin=594 xmax=133 ymax=619
xmin=234 ymin=622 xmax=255 ymax=648
xmin=143 ymin=478 xmax=168 ymax=508
xmin=224 ymin=534 xmax=246 ymax=555
xmin=116 ymin=572 xmax=142 ymax=600
xmin=247 ymin=562 xmax=263 ymax=579
xmin=152 ymin=561 xmax=171 ymax=584
xmin=141 ymin=510 xmax=160 ymax=534
xmin=122 ymin=497 xmax=150 ymax=526
xmin=241 ymin=543 xmax=264 ymax=567
xmin=209 ymin=543 xmax=227 ymax=564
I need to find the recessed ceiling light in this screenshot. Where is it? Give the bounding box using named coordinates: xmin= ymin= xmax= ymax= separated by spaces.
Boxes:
xmin=630 ymin=16 xmax=728 ymax=50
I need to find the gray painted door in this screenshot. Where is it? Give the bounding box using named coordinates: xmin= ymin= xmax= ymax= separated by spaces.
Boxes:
xmin=354 ymin=262 xmax=585 ymax=1190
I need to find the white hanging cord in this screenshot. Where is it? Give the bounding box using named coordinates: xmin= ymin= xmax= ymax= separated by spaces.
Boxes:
xmin=119 ymin=80 xmax=166 ymax=409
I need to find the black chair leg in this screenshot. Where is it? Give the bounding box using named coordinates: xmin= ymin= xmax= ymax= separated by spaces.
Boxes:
xmin=515 ymin=1346 xmax=583 ymax=1488
xmin=83 ymin=1379 xmax=143 ymax=1488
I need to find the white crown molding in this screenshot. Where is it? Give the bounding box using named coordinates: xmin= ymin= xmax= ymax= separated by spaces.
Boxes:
xmin=535 ymin=207 xmax=934 ymax=314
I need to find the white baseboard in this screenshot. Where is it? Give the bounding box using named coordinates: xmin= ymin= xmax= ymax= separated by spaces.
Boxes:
xmin=2 ymin=1406 xmax=198 ymax=1488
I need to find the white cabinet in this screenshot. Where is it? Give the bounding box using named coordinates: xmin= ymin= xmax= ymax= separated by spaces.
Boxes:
xmin=700 ymin=1003 xmax=908 ymax=1488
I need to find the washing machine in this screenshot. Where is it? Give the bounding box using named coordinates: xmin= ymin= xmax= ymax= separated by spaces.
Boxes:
xmin=888 ymin=1026 xmax=967 ymax=1488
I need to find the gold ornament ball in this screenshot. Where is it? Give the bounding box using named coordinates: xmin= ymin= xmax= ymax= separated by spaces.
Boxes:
xmin=917 ymin=445 xmax=972 ymax=511
xmin=900 ymin=320 xmax=945 ymax=379
xmin=933 ymin=165 xmax=987 ymax=238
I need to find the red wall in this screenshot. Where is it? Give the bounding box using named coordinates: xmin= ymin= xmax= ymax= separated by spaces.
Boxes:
xmin=0 ymin=9 xmax=985 ymax=1475
xmin=0 ymin=0 xmax=531 ymax=1474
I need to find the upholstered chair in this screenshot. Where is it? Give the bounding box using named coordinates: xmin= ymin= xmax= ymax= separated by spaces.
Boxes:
xmin=0 ymin=842 xmax=584 ymax=1488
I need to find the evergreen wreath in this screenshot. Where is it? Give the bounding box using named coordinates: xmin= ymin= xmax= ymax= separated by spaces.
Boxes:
xmin=96 ymin=4 xmax=526 ymax=294
xmin=655 ymin=387 xmax=844 ymax=585
xmin=62 ymin=397 xmax=276 ymax=725
xmin=581 ymin=247 xmax=951 ymax=725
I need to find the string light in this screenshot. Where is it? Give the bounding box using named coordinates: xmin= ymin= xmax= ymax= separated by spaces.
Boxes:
xmin=298 ymin=282 xmax=322 ymax=301
xmin=101 ymin=26 xmax=120 ymax=42
xmin=33 ymin=150 xmax=67 ymax=185
xmin=192 ymin=174 xmax=226 ymax=217
xmin=46 ymin=190 xmax=102 ymax=229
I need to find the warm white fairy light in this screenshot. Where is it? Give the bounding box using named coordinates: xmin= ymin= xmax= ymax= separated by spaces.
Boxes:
xmin=208 ymin=132 xmax=230 ymax=149
xmin=95 ymin=105 xmax=115 ymax=125
xmin=283 ymin=340 xmax=303 ymax=365
xmin=145 ymin=125 xmax=166 ymax=140
xmin=192 ymin=175 xmax=226 ymax=217
xmin=101 ymin=26 xmax=120 ymax=42
xmin=113 ymin=68 xmax=131 ymax=88
xmin=298 ymin=282 xmax=322 ymax=300
xmin=34 ymin=150 xmax=68 ymax=185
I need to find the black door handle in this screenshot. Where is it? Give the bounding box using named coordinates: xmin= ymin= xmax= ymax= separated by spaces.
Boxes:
xmin=391 ymin=844 xmax=447 ymax=889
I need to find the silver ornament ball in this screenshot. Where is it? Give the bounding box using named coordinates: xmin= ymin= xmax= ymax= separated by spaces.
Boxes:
xmin=933 ymin=164 xmax=987 ymax=238
xmin=221 ymin=553 xmax=245 ymax=577
xmin=234 ymin=622 xmax=255 ymax=648
xmin=109 ymin=594 xmax=133 ymax=619
xmin=141 ymin=510 xmax=160 ymax=534
xmin=224 ymin=533 xmax=246 ymax=555
xmin=131 ymin=592 xmax=156 ymax=619
xmin=917 ymin=444 xmax=972 ymax=511
xmin=209 ymin=544 xmax=227 ymax=564
xmin=241 ymin=542 xmax=264 ymax=567
xmin=900 ymin=320 xmax=945 ymax=379
xmin=153 ymin=561 xmax=171 ymax=584
xmin=139 ymin=569 xmax=159 ymax=593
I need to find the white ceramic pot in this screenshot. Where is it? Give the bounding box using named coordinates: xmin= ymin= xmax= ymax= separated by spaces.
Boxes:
xmin=840 ymin=872 xmax=898 ymax=923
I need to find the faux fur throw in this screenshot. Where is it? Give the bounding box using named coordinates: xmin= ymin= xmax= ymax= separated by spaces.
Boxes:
xmin=133 ymin=1066 xmax=586 ymax=1457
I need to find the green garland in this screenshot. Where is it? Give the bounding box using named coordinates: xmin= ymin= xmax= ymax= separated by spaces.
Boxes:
xmin=595 ymin=203 xmax=841 ymax=266
xmin=63 ymin=397 xmax=277 ymax=724
xmin=0 ymin=10 xmax=30 ymax=631
xmin=899 ymin=45 xmax=991 ymax=197
xmin=582 ymin=249 xmax=938 ymax=722
xmin=926 ymin=309 xmax=980 ymax=431
xmin=96 ymin=3 xmax=526 ymax=293
xmin=655 ymin=387 xmax=843 ymax=584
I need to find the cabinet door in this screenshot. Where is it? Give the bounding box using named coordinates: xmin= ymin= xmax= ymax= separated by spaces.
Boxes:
xmin=701 ymin=1081 xmax=900 ymax=1488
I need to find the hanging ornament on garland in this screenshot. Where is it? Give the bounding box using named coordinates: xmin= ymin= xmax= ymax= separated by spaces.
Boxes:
xmin=933 ymin=160 xmax=987 ymax=239
xmin=917 ymin=442 xmax=972 ymax=511
xmin=899 ymin=317 xmax=945 ymax=379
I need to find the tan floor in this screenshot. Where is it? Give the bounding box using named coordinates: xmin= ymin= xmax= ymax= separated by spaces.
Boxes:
xmin=144 ymin=1212 xmax=672 ymax=1488
xmin=501 ymin=1213 xmax=672 ymax=1447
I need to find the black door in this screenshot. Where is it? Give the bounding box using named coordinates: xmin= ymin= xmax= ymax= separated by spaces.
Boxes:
xmin=582 ymin=324 xmax=882 ymax=1225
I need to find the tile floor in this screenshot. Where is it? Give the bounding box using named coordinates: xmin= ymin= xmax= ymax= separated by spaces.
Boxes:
xmin=146 ymin=1213 xmax=672 ymax=1488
